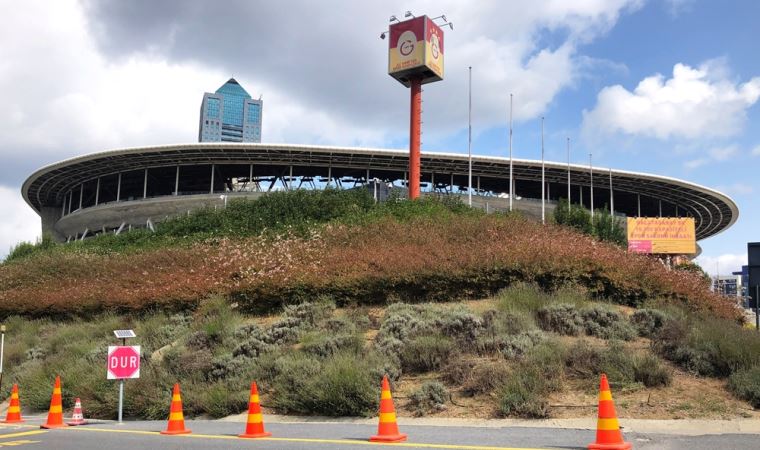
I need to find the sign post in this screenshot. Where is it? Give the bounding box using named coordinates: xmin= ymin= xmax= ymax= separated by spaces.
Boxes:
xmin=109 ymin=330 xmax=138 ymax=423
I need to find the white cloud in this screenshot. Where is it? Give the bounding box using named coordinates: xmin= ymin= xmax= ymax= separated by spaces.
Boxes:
xmin=0 ymin=186 xmax=41 ymax=260
xmin=0 ymin=0 xmax=643 ymax=249
xmin=715 ymin=183 xmax=754 ymax=195
xmin=684 ymin=144 xmax=738 ymax=170
xmin=582 ymin=61 xmax=760 ymax=140
xmin=752 ymin=145 xmax=760 ymax=156
xmin=696 ymin=253 xmax=747 ymax=277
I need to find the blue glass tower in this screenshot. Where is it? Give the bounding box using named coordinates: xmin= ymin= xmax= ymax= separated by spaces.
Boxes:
xmin=199 ymin=78 xmax=262 ymax=143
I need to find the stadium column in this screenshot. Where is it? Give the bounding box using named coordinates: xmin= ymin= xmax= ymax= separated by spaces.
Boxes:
xmin=409 ymin=76 xmax=422 ymax=200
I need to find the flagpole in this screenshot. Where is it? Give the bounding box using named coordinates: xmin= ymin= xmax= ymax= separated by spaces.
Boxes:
xmin=508 ymin=93 xmax=513 ymax=212
xmin=609 ymin=168 xmax=614 ymax=216
xmin=566 ymin=137 xmax=571 ymax=205
xmin=468 ymin=66 xmax=472 ymax=207
xmin=589 ymin=152 xmax=594 ymax=219
xmin=541 ymin=116 xmax=545 ymax=225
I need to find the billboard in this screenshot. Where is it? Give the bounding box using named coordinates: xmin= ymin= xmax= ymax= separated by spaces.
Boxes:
xmin=388 ymin=16 xmax=444 ymax=87
xmin=627 ymin=217 xmax=696 ymax=254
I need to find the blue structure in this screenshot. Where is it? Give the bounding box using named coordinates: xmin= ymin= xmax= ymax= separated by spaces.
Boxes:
xmin=199 ymin=78 xmax=262 ymax=143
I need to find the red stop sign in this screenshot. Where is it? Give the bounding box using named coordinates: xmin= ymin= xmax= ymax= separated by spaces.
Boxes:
xmin=107 ymin=346 xmax=141 ymax=379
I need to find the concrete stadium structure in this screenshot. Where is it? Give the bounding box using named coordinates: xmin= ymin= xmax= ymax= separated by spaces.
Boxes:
xmin=22 ymin=143 xmax=738 ymax=243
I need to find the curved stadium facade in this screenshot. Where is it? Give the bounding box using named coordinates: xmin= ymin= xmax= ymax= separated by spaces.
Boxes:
xmin=22 ymin=143 xmax=738 ymax=245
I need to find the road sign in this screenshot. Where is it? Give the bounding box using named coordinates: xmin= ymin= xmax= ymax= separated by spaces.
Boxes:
xmin=107 ymin=346 xmax=141 ymax=380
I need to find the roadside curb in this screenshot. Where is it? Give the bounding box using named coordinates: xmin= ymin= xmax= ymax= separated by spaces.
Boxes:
xmin=219 ymin=414 xmax=760 ymax=436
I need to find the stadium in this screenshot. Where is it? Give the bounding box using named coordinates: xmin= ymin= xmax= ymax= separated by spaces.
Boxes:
xmin=22 ymin=142 xmax=738 ymax=245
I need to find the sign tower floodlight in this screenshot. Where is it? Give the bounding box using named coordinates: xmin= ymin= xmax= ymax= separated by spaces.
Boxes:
xmin=382 ymin=13 xmax=451 ymax=200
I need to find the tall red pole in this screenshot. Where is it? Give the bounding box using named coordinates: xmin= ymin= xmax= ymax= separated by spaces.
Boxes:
xmin=409 ymin=76 xmax=422 ymax=200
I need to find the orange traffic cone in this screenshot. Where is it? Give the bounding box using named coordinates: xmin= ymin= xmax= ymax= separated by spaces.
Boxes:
xmin=41 ymin=376 xmax=68 ymax=429
xmin=588 ymin=374 xmax=632 ymax=450
xmin=67 ymin=397 xmax=87 ymax=426
xmin=370 ymin=375 xmax=407 ymax=443
xmin=160 ymin=384 xmax=191 ymax=435
xmin=2 ymin=384 xmax=24 ymax=423
xmin=238 ymin=382 xmax=271 ymax=439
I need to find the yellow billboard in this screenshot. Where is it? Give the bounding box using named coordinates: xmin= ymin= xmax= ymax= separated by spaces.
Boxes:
xmin=627 ymin=217 xmax=696 ymax=254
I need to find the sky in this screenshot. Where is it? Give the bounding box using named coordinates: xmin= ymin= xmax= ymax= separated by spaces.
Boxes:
xmin=0 ymin=0 xmax=758 ymax=275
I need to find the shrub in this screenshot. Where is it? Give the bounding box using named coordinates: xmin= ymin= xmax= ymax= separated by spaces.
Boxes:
xmin=463 ymin=360 xmax=511 ymax=394
xmin=565 ymin=340 xmax=669 ymax=389
xmin=185 ymin=382 xmax=249 ymax=418
xmin=581 ymin=305 xmax=636 ymax=341
xmin=728 ymin=366 xmax=760 ymax=408
xmin=436 ymin=310 xmax=483 ymax=344
xmin=496 ymin=283 xmax=551 ymax=313
xmin=633 ymin=354 xmax=672 ymax=388
xmin=498 ymin=365 xmax=551 ymax=418
xmin=536 ymin=304 xmax=584 ymax=336
xmin=271 ymin=352 xmax=378 ymax=416
xmin=493 ymin=331 xmax=546 ymax=359
xmin=301 ymin=332 xmax=364 ymax=358
xmin=400 ymin=335 xmax=454 ymax=372
xmin=208 ymin=354 xmax=251 ymax=381
xmin=653 ymin=316 xmax=760 ymax=377
xmin=408 ymin=381 xmax=448 ymax=416
xmin=441 ymin=358 xmax=477 ymax=387
xmin=630 ymin=309 xmax=670 ymax=338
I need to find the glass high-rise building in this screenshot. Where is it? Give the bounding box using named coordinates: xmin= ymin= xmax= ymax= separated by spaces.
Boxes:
xmin=199 ymin=78 xmax=262 ymax=143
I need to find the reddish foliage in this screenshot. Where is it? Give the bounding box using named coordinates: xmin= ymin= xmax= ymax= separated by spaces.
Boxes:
xmin=0 ymin=215 xmax=740 ymax=321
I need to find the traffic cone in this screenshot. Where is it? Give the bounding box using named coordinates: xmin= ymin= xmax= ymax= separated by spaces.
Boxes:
xmin=588 ymin=374 xmax=632 ymax=450
xmin=160 ymin=383 xmax=191 ymax=435
xmin=41 ymin=376 xmax=68 ymax=429
xmin=238 ymin=382 xmax=271 ymax=439
xmin=67 ymin=397 xmax=87 ymax=426
xmin=2 ymin=384 xmax=24 ymax=423
xmin=369 ymin=375 xmax=407 ymax=443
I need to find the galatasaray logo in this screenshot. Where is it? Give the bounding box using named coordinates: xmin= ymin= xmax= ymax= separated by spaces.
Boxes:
xmin=398 ymin=30 xmax=416 ymax=57
xmin=430 ymin=33 xmax=440 ymax=59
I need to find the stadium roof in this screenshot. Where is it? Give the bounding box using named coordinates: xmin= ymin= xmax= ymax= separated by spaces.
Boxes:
xmin=22 ymin=143 xmax=738 ymax=240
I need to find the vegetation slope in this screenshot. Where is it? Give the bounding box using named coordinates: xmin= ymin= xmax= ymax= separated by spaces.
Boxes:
xmin=0 ymin=190 xmax=758 ymax=420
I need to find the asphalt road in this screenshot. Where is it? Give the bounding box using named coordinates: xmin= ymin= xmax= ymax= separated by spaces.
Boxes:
xmin=0 ymin=417 xmax=758 ymax=450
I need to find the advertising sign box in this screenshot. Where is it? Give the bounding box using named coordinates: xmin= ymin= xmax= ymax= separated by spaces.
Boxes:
xmin=388 ymin=16 xmax=445 ymax=87
xmin=627 ymin=217 xmax=696 ymax=255
xmin=107 ymin=345 xmax=141 ymax=380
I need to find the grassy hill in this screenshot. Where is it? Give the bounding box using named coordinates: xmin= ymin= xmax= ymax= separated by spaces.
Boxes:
xmin=0 ymin=190 xmax=758 ymax=420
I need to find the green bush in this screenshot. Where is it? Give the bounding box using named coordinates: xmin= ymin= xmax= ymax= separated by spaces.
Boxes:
xmin=270 ymin=352 xmax=378 ymax=416
xmin=630 ymin=309 xmax=670 ymax=338
xmin=592 ymin=207 xmax=626 ymax=246
xmin=536 ymin=304 xmax=584 ymax=336
xmin=400 ymin=335 xmax=454 ymax=372
xmin=653 ymin=316 xmax=760 ymax=377
xmin=633 ymin=354 xmax=672 ymax=388
xmin=408 ymin=381 xmax=448 ymax=416
xmin=300 ymin=331 xmax=364 ymax=358
xmin=581 ymin=305 xmax=636 ymax=341
xmin=728 ymin=366 xmax=760 ymax=408
xmin=496 ymin=283 xmax=551 ymax=314
xmin=565 ymin=340 xmax=670 ymax=389
xmin=492 ymin=331 xmax=546 ymax=359
xmin=184 ymin=382 xmax=249 ymax=418
xmin=497 ymin=365 xmax=551 ymax=418
xmin=4 ymin=234 xmax=57 ymax=263
xmin=463 ymin=360 xmax=511 ymax=394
